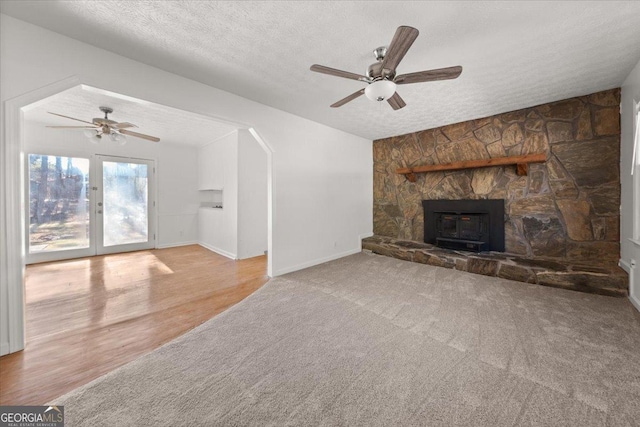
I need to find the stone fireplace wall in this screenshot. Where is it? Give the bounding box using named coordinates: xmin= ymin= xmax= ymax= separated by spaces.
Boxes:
xmin=373 ymin=88 xmax=621 ymax=267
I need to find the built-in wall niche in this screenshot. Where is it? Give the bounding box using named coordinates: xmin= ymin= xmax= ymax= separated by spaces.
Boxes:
xmin=199 ymin=189 xmax=223 ymax=209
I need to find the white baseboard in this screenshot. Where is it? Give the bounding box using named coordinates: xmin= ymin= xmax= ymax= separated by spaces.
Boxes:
xmin=156 ymin=241 xmax=198 ymax=249
xmin=619 ymin=259 xmax=631 ymax=274
xmin=273 ymin=247 xmax=362 ymax=276
xmin=622 ymin=258 xmax=640 ymax=312
xmin=237 ymin=249 xmax=268 ymax=260
xmin=198 ymin=242 xmax=237 ymax=260
xmin=0 ymin=341 xmax=9 ymax=357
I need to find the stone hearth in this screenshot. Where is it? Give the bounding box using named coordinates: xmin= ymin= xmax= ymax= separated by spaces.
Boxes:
xmin=363 ymin=235 xmax=627 ymax=297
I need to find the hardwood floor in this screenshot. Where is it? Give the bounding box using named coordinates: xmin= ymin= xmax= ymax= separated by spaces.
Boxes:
xmin=0 ymin=245 xmax=269 ymax=405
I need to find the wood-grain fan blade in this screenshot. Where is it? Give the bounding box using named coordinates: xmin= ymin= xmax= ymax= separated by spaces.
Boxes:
xmin=47 ymin=112 xmax=96 ymax=125
xmin=330 ymin=88 xmax=366 ymax=108
xmin=395 ymin=66 xmax=463 ymax=85
xmin=310 ymin=64 xmax=369 ymax=82
xmin=46 ymin=126 xmax=98 ymax=129
xmin=381 ymin=26 xmax=419 ymax=75
xmin=113 ymin=122 xmax=138 ymax=129
xmin=387 ymin=92 xmax=406 ymax=110
xmin=118 ymin=129 xmax=160 ymax=142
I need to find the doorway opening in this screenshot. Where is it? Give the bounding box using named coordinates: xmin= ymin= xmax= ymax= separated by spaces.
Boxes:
xmin=1 ymin=81 xmax=273 ymax=402
xmin=3 ymin=79 xmax=275 ymax=361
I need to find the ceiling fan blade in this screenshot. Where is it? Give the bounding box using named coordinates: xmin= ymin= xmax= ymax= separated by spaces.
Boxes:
xmin=310 ymin=64 xmax=369 ymax=82
xmin=330 ymin=88 xmax=365 ymax=108
xmin=395 ymin=66 xmax=463 ymax=85
xmin=46 ymin=126 xmax=98 ymax=129
xmin=47 ymin=112 xmax=95 ymax=125
xmin=387 ymin=92 xmax=406 ymax=110
xmin=113 ymin=122 xmax=138 ymax=129
xmin=118 ymin=129 xmax=160 ymax=142
xmin=381 ymin=26 xmax=419 ymax=76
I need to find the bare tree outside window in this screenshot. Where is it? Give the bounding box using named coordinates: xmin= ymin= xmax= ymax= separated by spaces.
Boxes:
xmin=28 ymin=154 xmax=90 ymax=252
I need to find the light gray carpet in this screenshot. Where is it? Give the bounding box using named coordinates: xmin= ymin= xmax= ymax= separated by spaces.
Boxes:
xmin=55 ymin=252 xmax=640 ymax=426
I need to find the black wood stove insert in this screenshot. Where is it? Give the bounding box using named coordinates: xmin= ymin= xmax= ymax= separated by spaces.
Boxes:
xmin=422 ymin=199 xmax=505 ymax=252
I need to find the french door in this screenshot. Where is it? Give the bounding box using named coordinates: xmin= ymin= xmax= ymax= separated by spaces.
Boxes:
xmin=26 ymin=153 xmax=156 ymax=263
xmin=95 ymin=156 xmax=155 ymax=255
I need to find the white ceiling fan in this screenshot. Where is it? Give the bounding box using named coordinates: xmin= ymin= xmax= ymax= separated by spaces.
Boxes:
xmin=46 ymin=106 xmax=160 ymax=144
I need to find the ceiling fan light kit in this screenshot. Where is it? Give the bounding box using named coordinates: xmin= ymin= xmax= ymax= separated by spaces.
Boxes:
xmin=364 ymin=80 xmax=396 ymax=102
xmin=89 ymin=133 xmax=101 ymax=145
xmin=109 ymin=132 xmax=127 ymax=146
xmin=46 ymin=106 xmax=160 ymax=143
xmin=310 ymin=26 xmax=462 ymax=110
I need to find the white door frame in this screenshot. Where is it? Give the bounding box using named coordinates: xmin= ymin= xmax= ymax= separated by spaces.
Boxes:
xmin=2 ymin=77 xmax=275 ymax=355
xmin=630 ymin=99 xmax=640 ymax=311
xmin=3 ymin=77 xmax=81 ymax=354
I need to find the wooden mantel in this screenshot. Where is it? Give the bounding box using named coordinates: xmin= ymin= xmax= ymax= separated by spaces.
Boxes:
xmin=396 ymin=153 xmax=547 ymax=183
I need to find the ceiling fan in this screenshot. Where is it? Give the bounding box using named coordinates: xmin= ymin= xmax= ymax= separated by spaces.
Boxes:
xmin=310 ymin=26 xmax=462 ymax=110
xmin=46 ymin=106 xmax=160 ymax=144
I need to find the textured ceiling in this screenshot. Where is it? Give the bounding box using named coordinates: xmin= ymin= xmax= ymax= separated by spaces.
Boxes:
xmin=23 ymin=85 xmax=238 ymax=147
xmin=3 ymin=1 xmax=640 ymax=140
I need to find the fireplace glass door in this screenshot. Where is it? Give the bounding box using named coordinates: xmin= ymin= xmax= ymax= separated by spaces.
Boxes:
xmin=459 ymin=215 xmax=482 ymax=240
xmin=439 ymin=215 xmax=459 ymax=238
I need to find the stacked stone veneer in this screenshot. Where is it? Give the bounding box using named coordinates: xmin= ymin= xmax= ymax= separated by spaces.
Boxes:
xmin=373 ymin=88 xmax=621 ymax=269
xmin=362 ymin=236 xmax=627 ymax=297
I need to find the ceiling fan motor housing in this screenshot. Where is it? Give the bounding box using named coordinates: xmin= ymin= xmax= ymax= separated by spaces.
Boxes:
xmin=367 ymin=62 xmax=384 ymax=79
xmin=94 ymin=106 xmax=117 ymax=129
xmin=367 ymin=46 xmax=396 ymax=80
xmin=93 ymin=118 xmax=118 ymax=126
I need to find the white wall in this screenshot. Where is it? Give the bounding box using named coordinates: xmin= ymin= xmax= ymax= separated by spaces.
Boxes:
xmin=23 ymin=121 xmax=201 ymax=249
xmin=198 ymin=131 xmax=239 ymax=257
xmin=219 ymin=133 xmax=239 ymax=257
xmin=155 ymin=144 xmax=199 ymax=248
xmin=0 ymin=15 xmax=373 ymax=354
xmin=198 ymin=129 xmax=267 ymax=260
xmin=620 ymin=58 xmax=640 ymax=310
xmin=238 ymin=129 xmax=268 ymax=259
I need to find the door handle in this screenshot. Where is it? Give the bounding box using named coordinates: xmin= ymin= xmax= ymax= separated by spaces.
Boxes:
xmin=98 ymin=202 xmax=103 ymax=207
xmin=98 ymin=210 xmax=103 ymax=214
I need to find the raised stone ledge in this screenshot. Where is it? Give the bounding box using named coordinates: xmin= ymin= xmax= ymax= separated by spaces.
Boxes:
xmin=362 ymin=235 xmax=628 ymax=297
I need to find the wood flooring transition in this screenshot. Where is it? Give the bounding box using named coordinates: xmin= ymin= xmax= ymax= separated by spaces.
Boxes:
xmin=0 ymin=245 xmax=269 ymax=405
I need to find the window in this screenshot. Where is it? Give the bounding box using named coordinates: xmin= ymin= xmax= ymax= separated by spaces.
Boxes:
xmin=28 ymin=154 xmax=91 ymax=253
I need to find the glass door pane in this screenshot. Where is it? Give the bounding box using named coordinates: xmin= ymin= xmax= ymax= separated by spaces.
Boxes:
xmin=28 ymin=154 xmax=91 ymax=254
xmin=97 ymin=155 xmax=155 ymax=255
xmin=102 ymin=161 xmax=149 ymax=246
